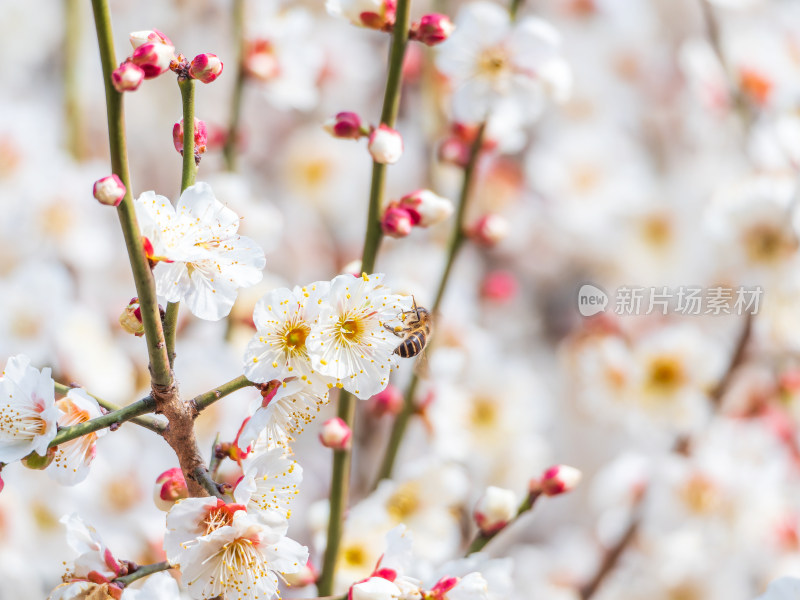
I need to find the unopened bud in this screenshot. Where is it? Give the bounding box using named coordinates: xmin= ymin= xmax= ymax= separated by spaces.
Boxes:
xmin=21 ymin=447 xmax=57 ymax=470
xmin=398 ymin=189 xmax=453 ymax=227
xmin=438 ymin=138 xmax=470 ymax=167
xmin=481 ymin=270 xmax=517 ymax=302
xmin=381 ymin=205 xmax=414 ymax=238
xmin=410 ymin=13 xmax=455 ymax=46
xmin=320 ymin=417 xmax=352 ymax=450
xmin=189 ymin=53 xmax=224 ymax=84
xmin=119 ymin=298 xmax=145 ymax=337
xmin=324 ymin=112 xmax=366 ymax=140
xmin=111 ymin=62 xmax=145 ymax=93
xmin=173 ymin=118 xmax=208 ymax=156
xmin=244 ymin=39 xmax=279 ymax=81
xmin=342 ymin=0 xmax=396 ymax=30
xmin=283 ymin=560 xmax=317 ymax=587
xmin=537 ymin=464 xmax=582 ymax=496
xmin=93 ymin=175 xmax=126 ymax=207
xmin=350 ymin=577 xmax=402 ymax=600
xmin=474 ymin=486 xmax=517 ymax=534
xmin=468 ymin=214 xmax=509 ymax=246
xmin=131 ymin=42 xmax=175 ymax=79
xmin=368 ymin=125 xmax=403 ymax=164
xmin=154 ymin=467 xmax=189 ymax=511
xmin=129 ymin=29 xmax=172 ymax=49
xmin=370 ymin=385 xmax=403 ymax=417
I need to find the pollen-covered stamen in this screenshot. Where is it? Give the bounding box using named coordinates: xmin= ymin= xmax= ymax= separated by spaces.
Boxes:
xmin=0 ymin=400 xmax=47 ymax=439
xmin=202 ymin=502 xmax=244 ymax=534
xmin=283 ymin=322 xmax=310 ymax=355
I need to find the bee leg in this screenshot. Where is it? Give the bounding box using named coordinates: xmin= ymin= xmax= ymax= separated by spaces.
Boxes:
xmin=384 ymin=323 xmax=403 ymax=337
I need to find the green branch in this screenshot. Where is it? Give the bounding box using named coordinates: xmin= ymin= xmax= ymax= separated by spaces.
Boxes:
xmin=190 ymin=375 xmax=257 ymax=417
xmin=54 ymin=382 xmax=165 ymax=434
xmin=49 ymin=395 xmax=157 ymax=448
xmin=90 ymin=0 xmax=172 ymax=388
xmin=114 ymin=561 xmax=171 ymax=587
xmin=373 ymin=123 xmax=486 ymax=486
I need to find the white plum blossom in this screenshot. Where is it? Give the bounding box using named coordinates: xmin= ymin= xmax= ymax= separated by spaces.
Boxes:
xmin=134 ymin=182 xmax=266 ymax=321
xmin=165 ymin=498 xmax=307 ymax=600
xmin=436 ymin=1 xmax=571 ymax=124
xmin=121 ymin=572 xmax=180 ymax=600
xmin=307 ymin=273 xmax=410 ymax=399
xmin=244 ymin=281 xmax=333 ymax=393
xmin=237 ymin=378 xmax=329 ymax=451
xmin=234 ymin=446 xmax=303 ymax=521
xmin=0 ymin=354 xmax=58 ymax=463
xmin=47 ymin=388 xmax=106 ymax=485
xmin=756 ymin=577 xmax=800 ymax=600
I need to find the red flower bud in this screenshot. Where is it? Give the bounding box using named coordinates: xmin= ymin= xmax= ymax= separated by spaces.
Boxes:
xmin=410 ymin=13 xmax=455 ymax=46
xmin=189 ymin=53 xmax=224 ymax=84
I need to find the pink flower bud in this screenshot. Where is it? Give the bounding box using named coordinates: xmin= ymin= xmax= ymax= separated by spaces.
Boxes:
xmin=131 ymin=42 xmax=175 ymax=79
xmin=189 ymin=53 xmax=224 ymax=84
xmin=129 ymin=29 xmax=172 ymax=49
xmin=283 ymin=560 xmax=317 ymax=587
xmin=438 ymin=138 xmax=470 ymax=167
xmin=119 ymin=297 xmax=144 ymax=337
xmin=353 ymin=0 xmax=396 ymax=30
xmin=368 ymin=124 xmax=403 ymax=164
xmin=369 ymin=385 xmax=403 ymax=417
xmin=410 ymin=13 xmax=455 ymax=46
xmin=398 ymin=189 xmax=453 ymax=227
xmin=93 ymin=175 xmax=126 ymax=207
xmin=154 ymin=467 xmax=189 ymax=511
xmin=244 ymin=39 xmax=280 ymax=81
xmin=320 ymin=417 xmax=352 ymax=450
xmin=381 ymin=205 xmax=414 ymax=238
xmin=324 ymin=112 xmax=365 ymax=140
xmin=481 ymin=270 xmax=518 ymax=302
xmin=0 ymin=473 xmax=4 ymax=494
xmin=468 ymin=214 xmax=509 ymax=246
xmin=474 ymin=486 xmax=518 ymax=534
xmin=172 ymin=118 xmax=208 ymax=156
xmin=537 ymin=464 xmax=582 ymax=496
xmin=111 ymin=62 xmax=145 ymax=92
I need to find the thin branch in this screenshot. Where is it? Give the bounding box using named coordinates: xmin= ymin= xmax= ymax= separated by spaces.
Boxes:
xmin=114 ymin=561 xmax=171 ymax=587
xmin=190 ymin=375 xmax=257 ymax=417
xmin=90 ymin=0 xmax=173 ymax=388
xmin=54 ymin=382 xmax=165 ymax=434
xmin=223 ymin=0 xmax=246 ymax=172
xmin=49 ymin=395 xmax=158 ymax=448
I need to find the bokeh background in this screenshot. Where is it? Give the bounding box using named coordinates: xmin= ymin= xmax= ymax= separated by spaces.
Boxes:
xmin=3 ymin=0 xmax=800 ymax=598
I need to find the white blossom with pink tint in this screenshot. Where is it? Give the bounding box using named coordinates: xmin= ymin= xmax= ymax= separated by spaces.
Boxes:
xmin=368 ymin=125 xmax=404 ymax=164
xmin=538 ymin=465 xmax=582 ymax=497
xmin=474 ymin=486 xmax=517 ymax=534
xmin=111 ymin=62 xmax=145 ymax=93
xmin=47 ymin=388 xmax=106 ymax=485
xmin=134 ymin=182 xmax=266 ymax=321
xmin=0 ymin=354 xmax=58 ymax=463
xmin=351 ymin=577 xmax=403 ymax=600
xmin=165 ymin=498 xmax=307 ymax=600
xmin=436 ymin=1 xmax=571 ymax=124
xmin=131 ymin=42 xmax=175 ymax=79
xmin=92 ymin=175 xmax=126 ymax=207
xmin=320 ymin=417 xmax=352 ymax=449
xmin=326 ymin=0 xmax=396 ymax=30
xmin=129 ymin=29 xmax=172 ymax=49
xmin=398 ymin=190 xmax=453 ymax=227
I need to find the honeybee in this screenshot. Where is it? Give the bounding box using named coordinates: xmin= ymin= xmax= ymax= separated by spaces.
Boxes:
xmin=386 ymin=298 xmax=433 ymax=358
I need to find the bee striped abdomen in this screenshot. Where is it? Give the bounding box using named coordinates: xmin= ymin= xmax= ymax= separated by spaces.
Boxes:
xmin=395 ymin=331 xmax=426 ymax=357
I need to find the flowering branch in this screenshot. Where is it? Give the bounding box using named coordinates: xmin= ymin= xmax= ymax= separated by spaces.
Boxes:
xmin=223 ymin=0 xmax=246 ymax=171
xmin=53 ymin=382 xmax=165 ymax=434
xmin=113 ymin=561 xmax=171 ymax=587
xmin=49 ymin=395 xmax=157 ymax=448
xmin=90 ymin=0 xmax=172 ymax=389
xmin=190 ymin=375 xmax=257 ymax=417
xmin=317 ymin=1 xmax=414 ymax=594
xmin=373 ymin=122 xmax=487 ymax=486
xmin=466 ymin=490 xmax=541 ymax=554
xmin=361 ymin=0 xmax=413 ymax=273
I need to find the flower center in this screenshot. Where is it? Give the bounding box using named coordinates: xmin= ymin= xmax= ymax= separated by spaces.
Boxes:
xmin=745 ymin=224 xmax=795 ymax=264
xmin=478 ymin=47 xmax=510 ymax=79
xmin=645 ymin=356 xmax=685 ymax=395
xmin=341 ymin=544 xmax=368 ymax=568
xmin=386 ymin=482 xmax=421 ymax=521
xmin=337 ymin=316 xmax=364 ymax=344
xmin=681 ymin=474 xmax=720 ymax=514
xmin=284 ymin=325 xmax=309 ymax=351
xmin=203 ymin=506 xmax=235 ymax=534
xmin=470 ymin=397 xmax=498 ymax=428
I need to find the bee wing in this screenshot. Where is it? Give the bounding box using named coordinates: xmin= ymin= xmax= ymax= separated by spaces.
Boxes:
xmin=412 ymin=346 xmax=431 ymax=378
